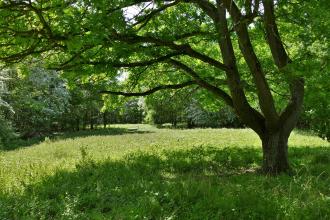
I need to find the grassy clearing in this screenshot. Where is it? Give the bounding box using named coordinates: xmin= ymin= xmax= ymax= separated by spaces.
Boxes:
xmin=0 ymin=125 xmax=329 ymax=219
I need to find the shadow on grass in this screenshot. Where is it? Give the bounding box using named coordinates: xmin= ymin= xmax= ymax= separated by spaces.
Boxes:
xmin=5 ymin=127 xmax=152 ymax=151
xmin=56 ymin=127 xmax=151 ymax=140
xmin=1 ymin=146 xmax=329 ymax=219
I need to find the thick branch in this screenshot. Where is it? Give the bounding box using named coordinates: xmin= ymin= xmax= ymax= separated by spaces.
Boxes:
xmin=28 ymin=3 xmax=53 ymax=37
xmin=222 ymin=0 xmax=279 ymax=128
xmin=210 ymin=2 xmax=266 ymax=136
xmin=262 ymin=0 xmax=290 ymax=68
xmin=106 ymin=0 xmax=174 ymax=15
xmin=279 ymin=78 xmax=304 ymax=137
xmin=0 ymin=40 xmax=47 ymax=63
xmin=192 ymin=0 xmax=218 ymax=20
xmin=111 ymin=31 xmax=229 ymax=71
xmin=169 ymin=59 xmax=234 ymax=107
xmin=133 ymin=1 xmax=181 ymax=30
xmin=100 ymin=80 xmax=196 ymax=97
xmin=108 ymin=52 xmax=182 ymax=68
xmin=56 ymin=52 xmax=183 ymax=70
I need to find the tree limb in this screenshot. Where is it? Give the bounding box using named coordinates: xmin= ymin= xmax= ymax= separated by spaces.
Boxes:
xmin=100 ymin=80 xmax=196 ymax=97
xmin=133 ymin=1 xmax=181 ymax=31
xmin=168 ymin=59 xmax=234 ymax=107
xmin=55 ymin=52 xmax=184 ymax=70
xmin=279 ymin=78 xmax=304 ymax=137
xmin=111 ymin=31 xmax=229 ymax=71
xmin=262 ymin=0 xmax=291 ymax=68
xmin=222 ymin=0 xmax=279 ymax=128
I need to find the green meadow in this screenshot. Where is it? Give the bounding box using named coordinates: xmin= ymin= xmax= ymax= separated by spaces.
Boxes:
xmin=1 ymin=125 xmax=329 ymax=219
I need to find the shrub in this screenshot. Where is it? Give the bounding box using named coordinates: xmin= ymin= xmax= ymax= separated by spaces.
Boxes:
xmin=0 ymin=114 xmax=16 ymax=149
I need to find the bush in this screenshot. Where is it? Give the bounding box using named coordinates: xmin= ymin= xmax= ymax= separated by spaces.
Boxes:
xmin=185 ymin=101 xmax=242 ymax=128
xmin=0 ymin=114 xmax=16 ymax=149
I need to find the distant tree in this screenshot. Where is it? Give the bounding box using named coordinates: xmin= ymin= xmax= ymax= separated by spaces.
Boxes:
xmin=185 ymin=100 xmax=241 ymax=128
xmin=6 ymin=64 xmax=69 ymax=137
xmin=0 ymin=70 xmax=16 ymax=148
xmin=0 ymin=71 xmax=13 ymax=112
xmin=145 ymin=89 xmax=241 ymax=128
xmin=121 ymin=99 xmax=144 ymax=124
xmin=145 ymin=89 xmax=190 ymax=126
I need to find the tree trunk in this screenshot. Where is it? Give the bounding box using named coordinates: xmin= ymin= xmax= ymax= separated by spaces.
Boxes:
xmin=261 ymin=131 xmax=290 ymax=174
xmin=172 ymin=118 xmax=177 ymax=127
xmin=83 ymin=112 xmax=88 ymax=130
xmin=187 ymin=118 xmax=194 ymax=128
xmin=90 ymin=118 xmax=94 ymax=130
xmin=103 ymin=112 xmax=107 ymax=129
xmin=76 ymin=118 xmax=80 ymax=131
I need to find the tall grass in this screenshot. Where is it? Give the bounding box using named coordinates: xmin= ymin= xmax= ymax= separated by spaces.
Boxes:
xmin=0 ymin=125 xmax=329 ymax=219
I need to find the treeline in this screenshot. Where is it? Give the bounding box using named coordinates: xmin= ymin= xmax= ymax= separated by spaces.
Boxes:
xmin=0 ymin=65 xmax=242 ymax=148
xmin=0 ymin=64 xmax=329 ymax=149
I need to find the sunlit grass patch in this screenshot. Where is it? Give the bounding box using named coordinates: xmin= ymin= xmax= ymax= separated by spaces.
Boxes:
xmin=0 ymin=125 xmax=329 ymax=219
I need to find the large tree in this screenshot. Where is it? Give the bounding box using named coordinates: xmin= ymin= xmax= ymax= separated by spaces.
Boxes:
xmin=0 ymin=0 xmax=309 ymax=174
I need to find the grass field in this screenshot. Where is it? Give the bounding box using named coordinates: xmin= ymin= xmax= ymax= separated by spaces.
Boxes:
xmin=0 ymin=124 xmax=329 ymax=219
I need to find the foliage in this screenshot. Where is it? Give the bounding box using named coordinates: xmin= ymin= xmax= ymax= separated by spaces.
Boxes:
xmin=6 ymin=65 xmax=70 ymax=137
xmin=0 ymin=71 xmax=13 ymax=113
xmin=185 ymin=100 xmax=241 ymax=128
xmin=276 ymin=0 xmax=330 ymax=140
xmin=0 ymin=71 xmax=16 ymax=149
xmin=120 ymin=99 xmax=145 ymax=124
xmin=144 ymin=89 xmax=241 ymax=128
xmin=0 ymin=113 xmax=15 ymax=149
xmin=144 ymin=89 xmax=190 ymax=126
xmin=0 ymin=125 xmax=329 ymax=219
xmin=61 ymin=87 xmax=104 ymax=131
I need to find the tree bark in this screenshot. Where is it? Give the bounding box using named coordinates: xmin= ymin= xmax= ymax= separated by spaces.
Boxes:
xmin=90 ymin=116 xmax=94 ymax=130
xmin=261 ymin=131 xmax=290 ymax=174
xmin=103 ymin=112 xmax=107 ymax=129
xmin=83 ymin=112 xmax=88 ymax=130
xmin=76 ymin=118 xmax=80 ymax=131
xmin=261 ymin=79 xmax=304 ymax=174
